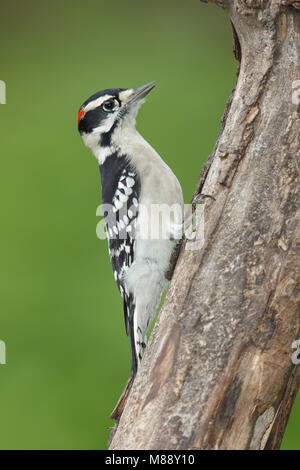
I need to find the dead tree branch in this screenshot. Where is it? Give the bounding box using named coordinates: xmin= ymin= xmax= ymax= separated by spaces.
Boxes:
xmin=109 ymin=0 xmax=300 ymax=450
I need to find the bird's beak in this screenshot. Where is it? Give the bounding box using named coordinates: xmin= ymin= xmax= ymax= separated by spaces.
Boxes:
xmin=127 ymin=81 xmax=156 ymax=105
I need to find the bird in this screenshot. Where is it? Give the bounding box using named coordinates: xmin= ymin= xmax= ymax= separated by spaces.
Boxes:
xmin=78 ymin=82 xmax=184 ymax=379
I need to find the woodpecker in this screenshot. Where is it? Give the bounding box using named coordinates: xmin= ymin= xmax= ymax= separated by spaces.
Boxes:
xmin=78 ymin=82 xmax=184 ymax=378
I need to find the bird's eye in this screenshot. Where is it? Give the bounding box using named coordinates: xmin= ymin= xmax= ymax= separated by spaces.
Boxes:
xmin=102 ymin=99 xmax=118 ymax=112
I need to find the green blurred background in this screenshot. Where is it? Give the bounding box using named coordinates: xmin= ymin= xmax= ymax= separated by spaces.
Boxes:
xmin=0 ymin=0 xmax=298 ymax=450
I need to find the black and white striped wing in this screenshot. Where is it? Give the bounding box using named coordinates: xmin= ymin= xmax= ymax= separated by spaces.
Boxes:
xmin=99 ymin=154 xmax=140 ymax=336
xmin=107 ymin=169 xmax=139 ymax=296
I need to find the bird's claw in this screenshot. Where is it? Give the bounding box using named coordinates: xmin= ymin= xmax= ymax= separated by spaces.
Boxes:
xmin=193 ymin=193 xmax=215 ymax=204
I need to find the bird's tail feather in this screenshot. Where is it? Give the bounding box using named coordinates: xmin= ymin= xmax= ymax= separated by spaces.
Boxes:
xmin=124 ymin=293 xmax=138 ymax=378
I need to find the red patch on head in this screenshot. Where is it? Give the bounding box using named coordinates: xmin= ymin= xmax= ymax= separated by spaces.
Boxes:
xmin=77 ymin=109 xmax=85 ymax=126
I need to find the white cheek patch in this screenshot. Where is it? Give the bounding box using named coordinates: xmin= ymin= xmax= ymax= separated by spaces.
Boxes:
xmin=92 ymin=112 xmax=118 ymax=134
xmin=118 ymin=89 xmax=134 ymax=103
xmin=82 ymin=132 xmax=115 ymax=163
xmin=81 ymin=132 xmax=99 ymax=151
xmin=83 ymin=94 xmax=113 ymax=112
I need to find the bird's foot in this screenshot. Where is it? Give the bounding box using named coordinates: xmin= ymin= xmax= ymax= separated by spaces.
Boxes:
xmin=192 ymin=193 xmax=215 ymax=205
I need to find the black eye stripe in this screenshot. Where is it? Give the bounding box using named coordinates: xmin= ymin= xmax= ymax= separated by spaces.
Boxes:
xmin=78 ymin=94 xmax=122 ymax=134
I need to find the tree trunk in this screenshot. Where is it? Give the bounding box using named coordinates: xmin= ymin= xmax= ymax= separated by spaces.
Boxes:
xmin=109 ymin=0 xmax=300 ymax=450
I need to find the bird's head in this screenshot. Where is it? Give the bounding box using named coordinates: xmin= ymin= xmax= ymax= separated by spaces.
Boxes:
xmin=77 ymin=82 xmax=155 ymax=158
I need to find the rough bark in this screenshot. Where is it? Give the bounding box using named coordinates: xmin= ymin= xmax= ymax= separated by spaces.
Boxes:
xmin=109 ymin=0 xmax=300 ymax=450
